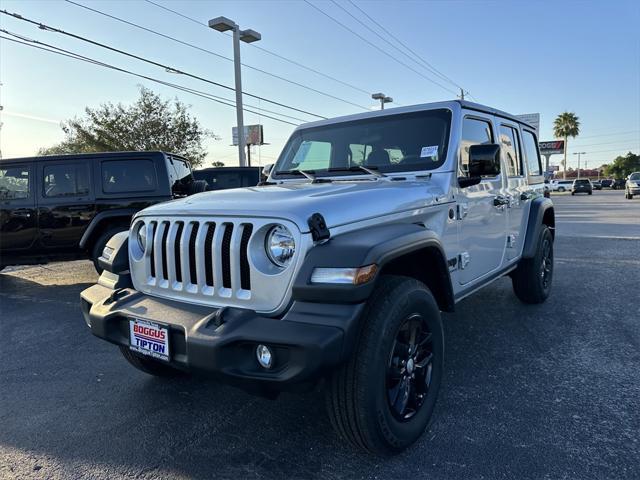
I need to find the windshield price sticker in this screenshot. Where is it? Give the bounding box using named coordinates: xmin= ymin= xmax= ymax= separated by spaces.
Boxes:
xmin=420 ymin=146 xmax=439 ymax=158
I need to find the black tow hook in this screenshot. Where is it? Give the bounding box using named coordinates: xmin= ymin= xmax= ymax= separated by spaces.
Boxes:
xmin=104 ymin=288 xmax=129 ymax=305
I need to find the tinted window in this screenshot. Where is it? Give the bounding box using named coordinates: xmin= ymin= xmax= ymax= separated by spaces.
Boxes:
xmin=0 ymin=166 xmax=30 ymax=200
xmin=169 ymin=157 xmax=192 ymax=182
xmin=500 ymin=125 xmax=522 ymax=176
xmin=575 ymin=179 xmax=590 ymax=185
xmin=102 ymin=160 xmax=157 ymax=193
xmin=44 ymin=164 xmax=89 ymax=198
xmin=276 ymin=109 xmax=452 ymax=175
xmin=522 ymin=130 xmax=543 ymax=176
xmin=460 ymin=117 xmax=493 ymax=175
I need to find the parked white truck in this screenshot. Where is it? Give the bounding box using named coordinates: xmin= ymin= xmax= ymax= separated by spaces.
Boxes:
xmin=81 ymin=100 xmax=555 ymax=454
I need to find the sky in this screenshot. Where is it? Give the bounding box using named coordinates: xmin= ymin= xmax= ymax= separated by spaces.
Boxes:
xmin=1 ymin=0 xmax=639 ymax=170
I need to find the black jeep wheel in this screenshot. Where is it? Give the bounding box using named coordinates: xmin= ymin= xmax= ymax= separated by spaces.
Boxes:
xmin=325 ymin=275 xmax=444 ymax=455
xmin=119 ymin=346 xmax=184 ymax=377
xmin=91 ymin=227 xmax=128 ymax=274
xmin=511 ymin=225 xmax=553 ymax=304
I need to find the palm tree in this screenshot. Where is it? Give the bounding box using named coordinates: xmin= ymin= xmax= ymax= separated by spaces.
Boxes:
xmin=553 ymin=112 xmax=580 ymax=179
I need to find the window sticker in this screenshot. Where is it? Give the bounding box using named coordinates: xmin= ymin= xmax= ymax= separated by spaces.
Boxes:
xmin=420 ymin=145 xmax=439 ymax=158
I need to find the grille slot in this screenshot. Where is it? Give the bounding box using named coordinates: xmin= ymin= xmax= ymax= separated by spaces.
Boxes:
xmin=204 ymin=223 xmax=216 ymax=287
xmin=188 ymin=223 xmax=199 ymax=285
xmin=149 ymin=221 xmax=156 ymax=278
xmin=240 ymin=224 xmax=253 ymax=290
xmin=160 ymin=221 xmax=170 ymax=280
xmin=173 ymin=222 xmax=184 ymax=283
xmin=221 ymin=223 xmax=234 ymax=289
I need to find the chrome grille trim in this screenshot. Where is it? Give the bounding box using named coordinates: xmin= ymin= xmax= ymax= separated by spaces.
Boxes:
xmin=129 ymin=216 xmax=308 ymax=314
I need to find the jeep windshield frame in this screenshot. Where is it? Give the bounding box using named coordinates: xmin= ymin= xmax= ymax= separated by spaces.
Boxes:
xmin=273 ymin=109 xmax=452 ymax=179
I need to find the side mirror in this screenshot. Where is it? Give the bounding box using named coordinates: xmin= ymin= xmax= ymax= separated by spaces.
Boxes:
xmin=458 ymin=143 xmax=501 ymax=188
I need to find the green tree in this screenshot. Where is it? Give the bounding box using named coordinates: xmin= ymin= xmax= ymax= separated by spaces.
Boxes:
xmin=39 ymin=86 xmax=214 ymax=166
xmin=211 ymin=161 xmax=225 ymax=167
xmin=603 ymin=152 xmax=640 ymax=178
xmin=553 ymin=112 xmax=580 ymax=180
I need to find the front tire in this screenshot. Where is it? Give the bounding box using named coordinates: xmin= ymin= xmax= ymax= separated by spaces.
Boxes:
xmin=119 ymin=346 xmax=184 ymax=377
xmin=512 ymin=226 xmax=553 ymax=304
xmin=325 ymin=275 xmax=444 ymax=455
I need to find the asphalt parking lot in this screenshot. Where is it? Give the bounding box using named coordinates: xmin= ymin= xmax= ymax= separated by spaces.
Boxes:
xmin=1 ymin=189 xmax=639 ymax=480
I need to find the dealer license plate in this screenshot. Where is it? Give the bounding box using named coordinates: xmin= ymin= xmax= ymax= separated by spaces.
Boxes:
xmin=129 ymin=319 xmax=170 ymax=361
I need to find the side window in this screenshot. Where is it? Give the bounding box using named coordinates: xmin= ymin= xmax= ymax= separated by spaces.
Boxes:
xmin=522 ymin=130 xmax=543 ymax=176
xmin=43 ymin=164 xmax=90 ymax=198
xmin=101 ymin=160 xmax=157 ymax=194
xmin=460 ymin=117 xmax=493 ymax=175
xmin=499 ymin=125 xmax=522 ymax=176
xmin=291 ymin=140 xmax=332 ymax=171
xmin=349 ymin=144 xmax=370 ymax=166
xmin=0 ymin=166 xmax=30 ymax=200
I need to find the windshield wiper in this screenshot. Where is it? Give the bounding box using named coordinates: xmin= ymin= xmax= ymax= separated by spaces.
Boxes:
xmin=276 ymin=169 xmax=332 ymax=183
xmin=327 ymin=165 xmax=387 ymax=178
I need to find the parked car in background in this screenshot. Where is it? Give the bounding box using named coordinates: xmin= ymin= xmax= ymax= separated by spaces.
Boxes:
xmin=591 ymin=180 xmax=602 ymax=190
xmin=571 ymin=178 xmax=593 ymax=195
xmin=0 ymin=151 xmax=206 ymax=273
xmin=611 ymin=179 xmax=626 ymax=190
xmin=192 ymin=166 xmax=261 ymax=191
xmin=600 ymin=179 xmax=613 ymax=188
xmin=551 ymin=180 xmax=574 ymax=192
xmin=625 ymin=172 xmax=640 ymax=199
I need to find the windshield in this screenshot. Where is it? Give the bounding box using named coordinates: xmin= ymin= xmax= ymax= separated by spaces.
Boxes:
xmin=274 ymin=109 xmax=451 ymax=176
xmin=575 ymin=179 xmax=590 ymax=184
xmin=629 ymin=173 xmax=640 ymax=180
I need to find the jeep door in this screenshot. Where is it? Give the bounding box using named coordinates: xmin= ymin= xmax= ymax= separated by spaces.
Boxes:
xmin=37 ymin=160 xmax=95 ymax=250
xmin=499 ymin=122 xmax=528 ymax=261
xmin=0 ymin=162 xmax=37 ymax=254
xmin=456 ymin=115 xmax=507 ymax=284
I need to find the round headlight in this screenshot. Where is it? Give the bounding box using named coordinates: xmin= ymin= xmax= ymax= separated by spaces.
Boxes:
xmin=265 ymin=225 xmax=295 ymax=268
xmin=136 ymin=223 xmax=147 ymax=252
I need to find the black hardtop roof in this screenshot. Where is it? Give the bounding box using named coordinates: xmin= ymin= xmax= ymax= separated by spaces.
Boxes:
xmin=456 ymin=100 xmax=537 ymax=130
xmin=0 ymin=150 xmax=187 ymax=163
xmin=194 ymin=166 xmax=261 ymax=172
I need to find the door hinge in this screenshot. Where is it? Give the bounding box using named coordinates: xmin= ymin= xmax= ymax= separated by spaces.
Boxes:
xmin=458 ymin=252 xmax=470 ymax=270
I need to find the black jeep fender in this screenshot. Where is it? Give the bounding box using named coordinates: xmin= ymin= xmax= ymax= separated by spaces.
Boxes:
xmin=292 ymin=223 xmax=454 ymax=312
xmin=79 ymin=209 xmax=138 ymax=249
xmin=522 ymin=197 xmax=555 ymax=259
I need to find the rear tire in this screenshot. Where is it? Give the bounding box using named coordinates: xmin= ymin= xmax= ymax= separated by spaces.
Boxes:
xmin=512 ymin=226 xmax=553 ymax=304
xmin=119 ymin=346 xmax=184 ymax=377
xmin=91 ymin=227 xmax=128 ymax=274
xmin=325 ymin=275 xmax=444 ymax=455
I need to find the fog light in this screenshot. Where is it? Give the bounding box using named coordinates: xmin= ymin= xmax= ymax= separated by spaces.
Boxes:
xmin=256 ymin=344 xmax=273 ymax=369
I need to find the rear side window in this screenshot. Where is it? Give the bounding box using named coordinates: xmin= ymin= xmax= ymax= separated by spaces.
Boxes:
xmin=500 ymin=125 xmax=522 ymax=176
xmin=0 ymin=166 xmax=30 ymax=200
xmin=460 ymin=117 xmax=494 ymax=175
xmin=102 ymin=160 xmax=157 ymax=193
xmin=43 ymin=164 xmax=90 ymax=198
xmin=522 ymin=130 xmax=543 ymax=176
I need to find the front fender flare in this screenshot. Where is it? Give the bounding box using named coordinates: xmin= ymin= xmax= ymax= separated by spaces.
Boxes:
xmin=522 ymin=197 xmax=555 ymax=259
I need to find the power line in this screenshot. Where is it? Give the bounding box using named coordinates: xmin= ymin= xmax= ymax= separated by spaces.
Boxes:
xmin=572 ymin=129 xmax=640 ymax=140
xmin=346 ymin=0 xmax=465 ymax=92
xmin=142 ymin=0 xmax=375 ymax=98
xmin=333 ymin=0 xmax=464 ymax=94
xmin=569 ymin=137 xmax=640 ymax=148
xmin=0 ymin=32 xmax=301 ymax=126
xmin=64 ymin=0 xmax=370 ymax=111
xmin=303 ymin=0 xmax=458 ymax=96
xmin=0 ymin=8 xmax=327 ymax=120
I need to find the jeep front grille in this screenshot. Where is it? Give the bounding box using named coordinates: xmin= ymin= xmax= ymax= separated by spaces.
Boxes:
xmin=145 ymin=220 xmax=253 ymax=296
xmin=129 ymin=216 xmax=307 ymax=314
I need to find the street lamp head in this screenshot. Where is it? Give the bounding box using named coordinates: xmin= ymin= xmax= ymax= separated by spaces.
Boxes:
xmin=383 ymin=96 xmax=393 ymax=104
xmin=371 ymin=93 xmax=385 ymax=100
xmin=239 ymin=29 xmax=261 ymax=43
xmin=208 ymin=16 xmax=237 ymax=32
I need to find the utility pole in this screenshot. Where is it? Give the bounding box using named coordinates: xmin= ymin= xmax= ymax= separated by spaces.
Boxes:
xmin=371 ymin=93 xmax=392 ymax=110
xmin=209 ymin=17 xmax=261 ymax=167
xmin=573 ymin=151 xmax=586 ymax=179
xmin=459 ymin=88 xmax=465 ymax=100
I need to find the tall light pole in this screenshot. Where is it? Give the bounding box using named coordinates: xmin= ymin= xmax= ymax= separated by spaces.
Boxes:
xmin=573 ymin=151 xmax=586 ymax=179
xmin=209 ymin=17 xmax=261 ymax=167
xmin=372 ymin=92 xmax=393 ymax=110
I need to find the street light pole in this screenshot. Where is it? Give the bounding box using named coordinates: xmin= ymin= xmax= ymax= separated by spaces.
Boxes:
xmin=371 ymin=93 xmax=393 ymax=110
xmin=573 ymin=151 xmax=586 ymax=179
xmin=209 ymin=17 xmax=261 ymax=168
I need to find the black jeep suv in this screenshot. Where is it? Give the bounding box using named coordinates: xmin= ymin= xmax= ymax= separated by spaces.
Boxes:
xmin=0 ymin=151 xmax=206 ymax=273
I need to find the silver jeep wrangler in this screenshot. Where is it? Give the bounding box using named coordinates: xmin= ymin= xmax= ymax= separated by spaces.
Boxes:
xmin=81 ymin=100 xmax=555 ymax=454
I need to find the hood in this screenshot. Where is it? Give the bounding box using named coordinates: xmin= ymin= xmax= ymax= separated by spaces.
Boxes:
xmin=137 ymin=178 xmax=447 ymax=232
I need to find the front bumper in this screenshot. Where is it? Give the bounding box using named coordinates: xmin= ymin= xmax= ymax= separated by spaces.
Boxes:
xmin=81 ymin=284 xmax=364 ymax=390
xmin=628 ymin=186 xmax=640 ymax=194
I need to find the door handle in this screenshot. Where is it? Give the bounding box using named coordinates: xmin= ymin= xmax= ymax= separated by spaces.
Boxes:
xmin=12 ymin=209 xmax=32 ymax=218
xmin=493 ymin=195 xmax=510 ymax=207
